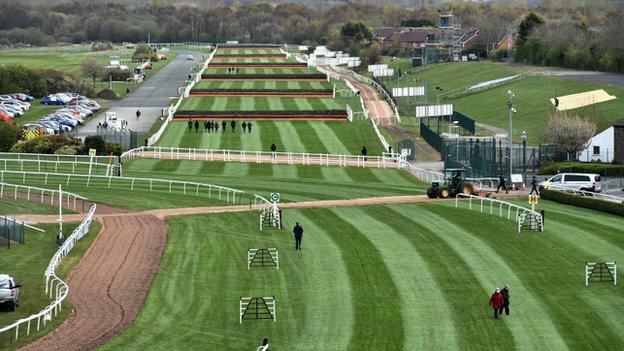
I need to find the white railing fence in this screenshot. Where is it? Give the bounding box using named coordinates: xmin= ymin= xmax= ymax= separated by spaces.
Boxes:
xmin=0 ymin=181 xmax=89 ymax=212
xmin=0 ymin=204 xmax=96 ymax=345
xmin=548 ymin=185 xmax=624 ymax=204
xmin=398 ymin=160 xmax=444 ymax=183
xmin=0 ymin=158 xmax=117 ymax=176
xmin=603 ymin=178 xmax=624 ymax=193
xmin=0 ymin=152 xmax=117 ymax=165
xmin=466 ymin=177 xmax=499 ymax=191
xmin=454 ymin=193 xmax=543 ymax=231
xmin=0 ymin=170 xmax=245 ymax=206
xmin=121 ymin=146 xmax=401 ymax=169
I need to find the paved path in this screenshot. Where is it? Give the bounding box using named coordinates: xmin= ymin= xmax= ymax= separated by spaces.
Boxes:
xmin=79 ymin=51 xmax=203 ymax=135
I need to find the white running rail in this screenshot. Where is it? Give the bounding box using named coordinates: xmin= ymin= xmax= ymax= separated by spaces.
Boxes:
xmin=398 ymin=160 xmax=444 ymax=183
xmin=0 ymin=181 xmax=88 ymax=212
xmin=0 ymin=204 xmax=96 ymax=344
xmin=0 ymin=152 xmax=117 ymax=164
xmin=454 ymin=193 xmax=543 ymax=229
xmin=0 ymin=170 xmax=245 ymax=205
xmin=121 ymin=146 xmax=401 ymax=169
xmin=0 ymin=158 xmax=116 ymax=176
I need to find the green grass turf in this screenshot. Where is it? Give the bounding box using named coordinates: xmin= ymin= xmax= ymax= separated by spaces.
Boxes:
xmin=122 ymin=160 xmax=425 ymax=203
xmin=99 ymin=200 xmax=624 ymax=350
xmin=212 ymin=58 xmax=292 ymax=64
xmin=452 ymin=75 xmax=624 ymax=144
xmin=0 ymin=197 xmax=75 ymax=215
xmin=205 ymin=68 xmax=319 ymax=75
xmin=215 ymin=49 xmax=282 ymax=55
xmin=157 ymin=119 xmax=385 ymax=155
xmin=193 ymin=81 xmax=333 ymax=91
xmin=0 ymin=221 xmax=101 ymax=350
xmin=179 ymin=97 xmax=343 ymax=112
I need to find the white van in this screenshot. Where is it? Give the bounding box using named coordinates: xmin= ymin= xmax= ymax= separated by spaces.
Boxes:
xmin=541 ymin=173 xmax=602 ymax=192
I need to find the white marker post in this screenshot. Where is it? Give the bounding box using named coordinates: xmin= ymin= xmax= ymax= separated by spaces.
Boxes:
xmin=58 ymin=184 xmax=63 ymax=241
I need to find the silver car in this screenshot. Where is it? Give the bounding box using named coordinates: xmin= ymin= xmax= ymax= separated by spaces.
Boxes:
xmin=541 ymin=173 xmax=602 ymax=192
xmin=0 ymin=274 xmax=21 ymax=311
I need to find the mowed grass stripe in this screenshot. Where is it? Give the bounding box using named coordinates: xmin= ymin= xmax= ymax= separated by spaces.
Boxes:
xmin=308 ymin=122 xmax=350 ymax=155
xmin=275 ymin=122 xmax=306 ymax=152
xmin=239 ymin=122 xmax=262 ymax=150
xmin=293 ymin=122 xmax=329 ymax=154
xmin=341 ymin=206 xmax=462 ymax=350
xmin=413 ymin=204 xmax=569 ymax=350
xmin=372 ymin=206 xmax=514 ymax=349
xmin=451 ymin=200 xmax=624 ymax=349
xmin=304 ymin=208 xmax=405 ymax=349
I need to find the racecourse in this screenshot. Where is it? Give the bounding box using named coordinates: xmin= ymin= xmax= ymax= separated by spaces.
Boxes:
xmin=100 ymin=201 xmax=624 ymax=350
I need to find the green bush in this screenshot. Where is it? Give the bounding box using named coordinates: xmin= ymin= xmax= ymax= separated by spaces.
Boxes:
xmin=201 ymin=73 xmax=327 ymax=80
xmin=541 ymin=189 xmax=624 ymax=217
xmin=0 ymin=122 xmax=20 ymax=152
xmin=10 ymin=134 xmax=80 ymax=154
xmin=105 ymin=142 xmax=123 ymax=156
xmin=540 ymin=162 xmax=624 ymax=177
xmin=102 ymin=68 xmax=132 ymax=81
xmin=83 ymin=135 xmax=107 ymax=155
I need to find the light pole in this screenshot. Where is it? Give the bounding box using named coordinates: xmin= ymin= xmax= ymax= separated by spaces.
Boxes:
xmin=507 ymin=90 xmax=516 ymax=186
xmin=521 ymin=130 xmax=527 ymax=185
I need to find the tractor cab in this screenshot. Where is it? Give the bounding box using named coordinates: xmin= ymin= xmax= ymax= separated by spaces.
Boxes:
xmin=427 ymin=168 xmax=475 ymax=199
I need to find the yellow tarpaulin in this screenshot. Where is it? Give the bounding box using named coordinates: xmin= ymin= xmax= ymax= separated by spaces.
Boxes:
xmin=550 ymin=89 xmax=616 ymax=111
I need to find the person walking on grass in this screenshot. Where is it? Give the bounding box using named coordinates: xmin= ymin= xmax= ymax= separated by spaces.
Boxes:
xmin=361 ymin=145 xmax=368 ymax=161
xmin=222 ymin=120 xmax=226 ymax=133
xmin=214 ymin=121 xmax=219 ymax=133
xmin=247 ymin=121 xmax=252 ymax=133
xmin=187 ymin=119 xmax=193 ymax=132
xmin=257 ymin=338 xmax=269 ymax=351
xmin=194 ymin=120 xmax=199 ymax=133
xmin=496 ymin=172 xmax=509 ymax=194
xmin=530 ymin=175 xmax=539 ymax=195
xmin=489 ymin=288 xmax=504 ymax=319
xmin=231 ymin=120 xmax=237 ymax=133
xmin=293 ymin=222 xmax=304 ymax=250
xmin=499 ymin=284 xmax=510 ymax=317
xmin=270 ymin=142 xmax=277 ymax=158
xmin=204 ymin=121 xmax=209 ymax=132
xmin=242 ymin=121 xmax=247 ymax=133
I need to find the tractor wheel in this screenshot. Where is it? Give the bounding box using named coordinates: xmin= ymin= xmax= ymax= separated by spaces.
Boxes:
xmin=439 ymin=187 xmax=451 ymax=199
xmin=426 ymin=187 xmax=438 ymax=198
xmin=459 ymin=181 xmax=474 ymax=195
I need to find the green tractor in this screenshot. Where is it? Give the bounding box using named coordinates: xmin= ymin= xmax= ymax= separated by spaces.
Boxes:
xmin=426 ymin=168 xmax=475 ymax=199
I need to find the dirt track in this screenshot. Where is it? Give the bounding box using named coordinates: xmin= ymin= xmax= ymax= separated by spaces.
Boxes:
xmin=19 ymin=214 xmax=167 ymax=351
xmin=323 ymin=66 xmax=395 ymax=126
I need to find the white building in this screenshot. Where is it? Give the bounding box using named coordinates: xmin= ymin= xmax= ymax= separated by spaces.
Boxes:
xmin=577 ymin=120 xmax=624 ymax=163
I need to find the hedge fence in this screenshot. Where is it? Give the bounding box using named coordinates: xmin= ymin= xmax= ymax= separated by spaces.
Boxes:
xmin=540 ymin=189 xmax=624 ymax=217
xmin=201 ymin=73 xmax=327 ymax=80
xmin=540 ymin=162 xmax=624 ymax=177
xmin=175 ymin=109 xmax=347 ymax=116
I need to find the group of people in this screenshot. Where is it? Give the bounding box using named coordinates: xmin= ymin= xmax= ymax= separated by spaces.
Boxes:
xmin=186 ymin=119 xmax=253 ymax=133
xmin=488 ymin=285 xmax=511 ymax=319
xmin=227 ymin=67 xmax=240 ymax=74
xmin=496 ymin=173 xmax=541 ymax=195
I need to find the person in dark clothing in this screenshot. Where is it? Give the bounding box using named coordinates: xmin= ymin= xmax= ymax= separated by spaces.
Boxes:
xmin=222 ymin=120 xmax=227 ymax=132
xmin=257 ymin=338 xmax=269 ymax=351
xmin=293 ymin=222 xmax=304 ymax=250
xmin=136 ymin=109 xmax=141 ymax=119
xmin=204 ymin=121 xmax=209 ymax=132
xmin=270 ymin=143 xmax=277 ymax=158
xmin=247 ymin=121 xmax=252 ymax=133
xmin=231 ymin=120 xmax=236 ymax=132
xmin=214 ymin=121 xmax=219 ymax=132
xmin=529 ymin=175 xmax=539 ymax=195
xmin=187 ymin=119 xmax=193 ymax=132
xmin=194 ymin=120 xmax=199 ymax=133
xmin=388 ymin=145 xmax=393 ymax=156
xmin=499 ymin=284 xmax=510 ymax=316
xmin=496 ymin=172 xmax=509 ymax=194
xmin=361 ymin=145 xmax=368 ymax=161
xmin=489 ymin=288 xmax=504 ymax=319
xmin=242 ymin=121 xmax=247 ymax=133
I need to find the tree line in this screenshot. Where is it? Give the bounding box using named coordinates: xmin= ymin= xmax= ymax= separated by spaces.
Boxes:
xmin=0 ymin=1 xmax=622 ymax=73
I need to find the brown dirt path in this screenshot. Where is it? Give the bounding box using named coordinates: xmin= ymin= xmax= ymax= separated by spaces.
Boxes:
xmin=322 ymin=66 xmax=395 ymax=126
xmin=19 ymin=214 xmax=167 ymax=351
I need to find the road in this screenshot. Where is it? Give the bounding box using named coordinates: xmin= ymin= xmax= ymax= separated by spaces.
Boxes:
xmin=79 ymin=51 xmax=203 ymax=135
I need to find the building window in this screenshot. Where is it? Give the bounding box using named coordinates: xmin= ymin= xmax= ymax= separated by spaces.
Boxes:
xmin=593 ymin=146 xmax=600 ymax=155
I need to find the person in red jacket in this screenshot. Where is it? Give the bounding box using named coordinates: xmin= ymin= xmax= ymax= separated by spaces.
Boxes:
xmin=489 ymin=288 xmax=505 ymax=319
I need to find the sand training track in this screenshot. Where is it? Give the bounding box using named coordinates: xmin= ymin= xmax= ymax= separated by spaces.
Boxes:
xmin=18 ymin=214 xmax=167 ymax=351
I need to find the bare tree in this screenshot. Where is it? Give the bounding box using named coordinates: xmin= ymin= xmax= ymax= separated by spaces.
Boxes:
xmin=82 ymin=56 xmax=106 ymax=85
xmin=546 ymin=112 xmax=597 ymax=160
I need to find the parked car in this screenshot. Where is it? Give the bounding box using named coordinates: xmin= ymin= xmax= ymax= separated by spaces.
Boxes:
xmin=0 ymin=274 xmax=21 ymax=311
xmin=186 ymin=54 xmax=194 ymax=60
xmin=40 ymin=95 xmax=66 ymax=106
xmin=540 ymin=173 xmax=602 ymax=192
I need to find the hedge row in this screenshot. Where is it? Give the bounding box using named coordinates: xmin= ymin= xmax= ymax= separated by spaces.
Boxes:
xmin=210 ymin=62 xmax=307 ymax=67
xmin=202 ymin=73 xmax=326 ymax=80
xmin=540 ymin=189 xmax=624 ymax=217
xmin=175 ymin=109 xmax=346 ymax=116
xmin=540 ymin=162 xmax=624 ymax=177
xmin=191 ymin=89 xmax=332 ymax=93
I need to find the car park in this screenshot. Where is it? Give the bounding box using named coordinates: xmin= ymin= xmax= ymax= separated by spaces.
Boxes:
xmin=0 ymin=274 xmax=21 ymax=311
